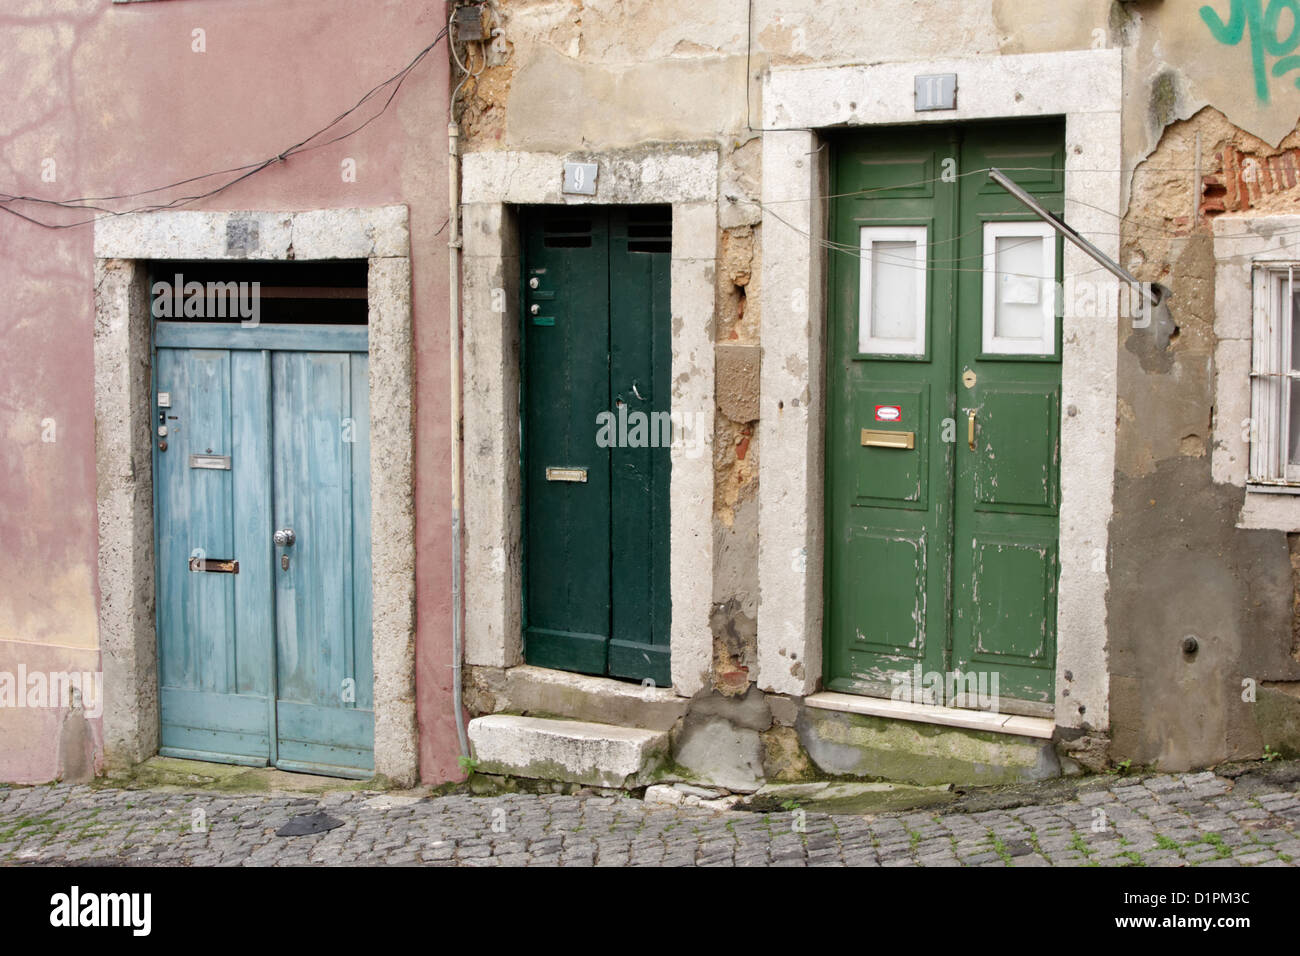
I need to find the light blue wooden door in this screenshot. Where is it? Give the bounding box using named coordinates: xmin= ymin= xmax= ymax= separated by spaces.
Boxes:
xmin=155 ymin=347 xmax=274 ymax=764
xmin=154 ymin=323 xmax=372 ymax=777
xmin=270 ymin=350 xmax=373 ymax=775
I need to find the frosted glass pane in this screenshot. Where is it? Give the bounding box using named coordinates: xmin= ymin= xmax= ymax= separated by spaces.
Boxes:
xmin=871 ymin=240 xmax=920 ymax=342
xmin=1290 ymin=379 xmax=1300 ymax=466
xmin=1291 ymin=290 xmax=1300 ymax=371
xmin=994 ymin=235 xmax=1047 ymax=340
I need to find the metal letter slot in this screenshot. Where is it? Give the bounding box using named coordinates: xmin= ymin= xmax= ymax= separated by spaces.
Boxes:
xmin=860 ymin=429 xmax=914 ymax=450
xmin=545 ymin=466 xmax=588 ymax=483
xmin=189 ymin=454 xmax=231 ymax=470
xmin=189 ymin=557 xmax=239 ymax=574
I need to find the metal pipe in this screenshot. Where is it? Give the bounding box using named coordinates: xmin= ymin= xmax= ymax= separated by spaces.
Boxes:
xmin=987 ymin=167 xmax=1164 ymax=308
xmin=448 ymin=111 xmax=469 ymax=758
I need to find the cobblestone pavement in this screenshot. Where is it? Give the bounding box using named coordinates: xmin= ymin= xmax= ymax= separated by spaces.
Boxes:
xmin=2 ymin=768 xmax=1299 ymax=867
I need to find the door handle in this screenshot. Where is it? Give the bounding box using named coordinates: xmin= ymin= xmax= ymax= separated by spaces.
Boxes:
xmin=273 ymin=528 xmax=296 ymax=547
xmin=967 ymin=409 xmax=977 ymax=451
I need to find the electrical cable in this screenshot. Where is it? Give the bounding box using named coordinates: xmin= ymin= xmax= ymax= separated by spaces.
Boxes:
xmin=0 ymin=27 xmax=448 ymax=230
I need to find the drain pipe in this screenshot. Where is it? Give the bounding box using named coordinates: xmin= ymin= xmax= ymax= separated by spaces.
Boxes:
xmin=448 ymin=109 xmax=469 ymax=757
xmin=449 ymin=3 xmax=490 ymax=762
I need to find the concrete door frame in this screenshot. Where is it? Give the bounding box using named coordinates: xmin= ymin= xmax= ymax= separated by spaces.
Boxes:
xmin=459 ymin=146 xmax=718 ymax=696
xmin=756 ymin=49 xmax=1123 ymax=733
xmin=92 ymin=205 xmax=419 ymax=784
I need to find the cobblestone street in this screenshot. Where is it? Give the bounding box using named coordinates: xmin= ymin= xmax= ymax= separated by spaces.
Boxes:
xmin=2 ymin=764 xmax=1299 ymax=867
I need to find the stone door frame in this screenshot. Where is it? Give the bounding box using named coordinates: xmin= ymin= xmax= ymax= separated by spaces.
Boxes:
xmin=93 ymin=205 xmax=419 ymax=784
xmin=459 ymin=147 xmax=718 ymax=696
xmin=756 ymin=50 xmax=1124 ymax=732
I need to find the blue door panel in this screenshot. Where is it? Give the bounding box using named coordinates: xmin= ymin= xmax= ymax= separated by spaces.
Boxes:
xmin=155 ymin=348 xmax=255 ymax=763
xmin=155 ymin=336 xmax=373 ymax=777
xmin=159 ymin=688 xmax=270 ymax=763
xmin=275 ymin=701 xmax=374 ymax=776
xmin=270 ymin=350 xmax=373 ymax=773
xmin=350 ymin=353 xmax=374 ymax=710
xmin=230 ymin=350 xmax=276 ymax=699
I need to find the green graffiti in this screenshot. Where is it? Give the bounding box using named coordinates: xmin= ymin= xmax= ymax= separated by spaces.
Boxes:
xmin=1201 ymin=0 xmax=1300 ymax=103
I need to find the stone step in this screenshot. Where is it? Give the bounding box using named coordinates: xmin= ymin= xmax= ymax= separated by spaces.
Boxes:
xmin=467 ymin=715 xmax=669 ymax=789
xmin=799 ymin=693 xmax=1060 ymax=787
xmin=489 ymin=665 xmax=689 ymax=732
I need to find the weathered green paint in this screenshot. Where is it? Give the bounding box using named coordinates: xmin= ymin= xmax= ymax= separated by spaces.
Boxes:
xmin=154 ymin=323 xmax=373 ymax=777
xmin=522 ymin=206 xmax=672 ymax=687
xmin=825 ymin=120 xmax=1064 ymax=707
xmin=951 ymin=124 xmax=1064 ymax=705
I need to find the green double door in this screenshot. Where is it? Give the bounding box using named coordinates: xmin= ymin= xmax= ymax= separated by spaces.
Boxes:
xmin=826 ymin=120 xmax=1065 ymax=711
xmin=521 ymin=206 xmax=672 ymax=688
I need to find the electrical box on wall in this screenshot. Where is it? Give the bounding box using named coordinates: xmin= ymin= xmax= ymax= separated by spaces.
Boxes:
xmin=453 ymin=4 xmax=489 ymax=42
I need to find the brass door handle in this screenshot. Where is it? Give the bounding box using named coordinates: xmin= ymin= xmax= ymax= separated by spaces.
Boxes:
xmin=967 ymin=408 xmax=976 ymax=451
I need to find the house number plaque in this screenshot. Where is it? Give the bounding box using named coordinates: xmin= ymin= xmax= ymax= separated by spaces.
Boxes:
xmin=915 ymin=73 xmax=957 ymax=111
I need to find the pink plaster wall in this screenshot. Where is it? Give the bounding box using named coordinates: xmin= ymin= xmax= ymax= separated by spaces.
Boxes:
xmin=0 ymin=0 xmax=461 ymax=784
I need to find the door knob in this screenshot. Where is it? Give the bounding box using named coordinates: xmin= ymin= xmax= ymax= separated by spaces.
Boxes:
xmin=273 ymin=528 xmax=296 ymax=547
xmin=967 ymin=409 xmax=977 ymax=451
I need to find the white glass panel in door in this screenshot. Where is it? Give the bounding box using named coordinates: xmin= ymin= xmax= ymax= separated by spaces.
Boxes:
xmin=858 ymin=226 xmax=927 ymax=355
xmin=982 ymin=222 xmax=1056 ymax=356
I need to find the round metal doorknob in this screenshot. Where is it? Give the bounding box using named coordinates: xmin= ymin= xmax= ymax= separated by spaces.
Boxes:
xmin=273 ymin=528 xmax=296 ymax=547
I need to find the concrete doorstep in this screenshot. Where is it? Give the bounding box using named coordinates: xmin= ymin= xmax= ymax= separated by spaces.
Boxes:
xmin=467 ymin=714 xmax=669 ymax=789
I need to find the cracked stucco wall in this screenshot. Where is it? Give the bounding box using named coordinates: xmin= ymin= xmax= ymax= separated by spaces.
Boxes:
xmin=1109 ymin=103 xmax=1300 ymax=770
xmin=455 ymin=0 xmax=1300 ymax=771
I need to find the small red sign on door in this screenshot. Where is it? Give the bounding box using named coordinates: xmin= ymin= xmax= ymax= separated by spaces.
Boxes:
xmin=875 ymin=405 xmax=902 ymax=422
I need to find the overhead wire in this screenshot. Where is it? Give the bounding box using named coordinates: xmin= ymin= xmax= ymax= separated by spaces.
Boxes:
xmin=749 ymin=160 xmax=1300 ymax=276
xmin=4 ymin=55 xmax=1298 ymax=267
xmin=0 ymin=27 xmax=449 ymax=230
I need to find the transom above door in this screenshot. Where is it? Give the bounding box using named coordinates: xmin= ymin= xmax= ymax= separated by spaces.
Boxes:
xmin=825 ymin=120 xmax=1065 ymax=714
xmin=521 ymin=206 xmax=672 ymax=688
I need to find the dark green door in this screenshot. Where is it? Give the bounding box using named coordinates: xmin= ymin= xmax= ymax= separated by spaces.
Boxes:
xmin=825 ymin=120 xmax=1064 ymax=710
xmin=522 ymin=206 xmax=672 ymax=687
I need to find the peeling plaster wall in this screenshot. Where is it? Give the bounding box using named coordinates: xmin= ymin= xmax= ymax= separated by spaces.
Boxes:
xmin=453 ymin=1 xmax=1300 ymax=771
xmin=0 ymin=0 xmax=454 ymax=785
xmin=1108 ymin=102 xmax=1300 ymax=769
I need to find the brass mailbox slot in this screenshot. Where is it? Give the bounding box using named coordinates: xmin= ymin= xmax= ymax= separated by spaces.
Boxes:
xmin=860 ymin=429 xmax=915 ymax=450
xmin=545 ymin=466 xmax=588 ymax=483
xmin=189 ymin=557 xmax=239 ymax=574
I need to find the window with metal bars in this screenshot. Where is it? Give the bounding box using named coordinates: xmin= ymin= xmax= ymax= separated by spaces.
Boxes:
xmin=1250 ymin=264 xmax=1300 ymax=485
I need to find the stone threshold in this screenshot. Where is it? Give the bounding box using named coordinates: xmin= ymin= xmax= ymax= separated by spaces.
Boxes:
xmin=804 ymin=691 xmax=1055 ymax=740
